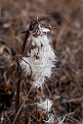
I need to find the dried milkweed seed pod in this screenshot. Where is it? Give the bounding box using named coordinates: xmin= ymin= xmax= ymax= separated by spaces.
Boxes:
xmin=20 ymin=18 xmax=56 ymax=88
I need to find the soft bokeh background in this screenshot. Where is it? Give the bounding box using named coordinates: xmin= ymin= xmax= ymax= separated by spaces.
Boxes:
xmin=0 ymin=0 xmax=83 ymax=123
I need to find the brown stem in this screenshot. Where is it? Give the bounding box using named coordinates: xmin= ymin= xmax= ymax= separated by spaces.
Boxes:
xmin=16 ymin=30 xmax=30 ymax=112
xmin=21 ymin=30 xmax=30 ymax=54
xmin=16 ymin=57 xmax=21 ymax=112
xmin=12 ymin=86 xmax=33 ymax=124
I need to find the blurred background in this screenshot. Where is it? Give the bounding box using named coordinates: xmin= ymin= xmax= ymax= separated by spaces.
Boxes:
xmin=0 ymin=0 xmax=83 ymax=123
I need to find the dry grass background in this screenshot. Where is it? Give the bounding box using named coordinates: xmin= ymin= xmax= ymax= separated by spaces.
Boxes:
xmin=0 ymin=0 xmax=83 ymax=123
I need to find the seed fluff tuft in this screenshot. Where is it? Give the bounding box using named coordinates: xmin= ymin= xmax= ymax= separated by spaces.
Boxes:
xmin=20 ymin=19 xmax=56 ymax=88
xmin=37 ymin=99 xmax=53 ymax=112
xmin=44 ymin=113 xmax=54 ymax=124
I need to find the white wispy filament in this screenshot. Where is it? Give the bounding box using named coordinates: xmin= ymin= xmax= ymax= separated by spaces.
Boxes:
xmin=37 ymin=99 xmax=53 ymax=112
xmin=44 ymin=113 xmax=54 ymax=123
xmin=20 ymin=23 xmax=56 ymax=88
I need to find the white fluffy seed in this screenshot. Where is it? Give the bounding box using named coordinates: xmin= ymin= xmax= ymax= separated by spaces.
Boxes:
xmin=20 ymin=25 xmax=56 ymax=88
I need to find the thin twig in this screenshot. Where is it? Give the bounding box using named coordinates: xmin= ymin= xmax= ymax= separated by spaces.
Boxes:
xmin=15 ymin=30 xmax=30 ymax=111
xmin=21 ymin=30 xmax=30 ymax=54
xmin=12 ymin=86 xmax=33 ymax=124
xmin=16 ymin=57 xmax=21 ymax=112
